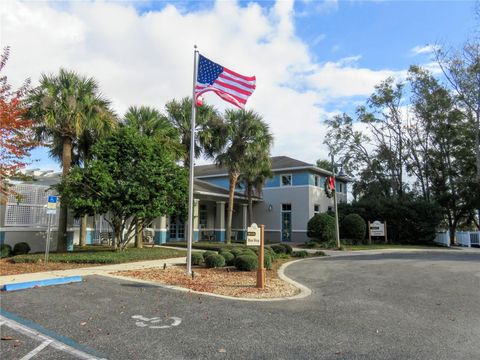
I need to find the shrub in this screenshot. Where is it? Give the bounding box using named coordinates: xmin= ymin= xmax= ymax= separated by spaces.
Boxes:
xmin=293 ymin=250 xmax=308 ymax=258
xmin=271 ymin=244 xmax=286 ymax=254
xmin=234 ymin=255 xmax=258 ymax=271
xmin=205 ymin=254 xmax=225 ymax=268
xmin=275 ymin=253 xmax=290 ymax=259
xmin=307 ymin=213 xmax=335 ymax=244
xmin=230 ymin=248 xmax=243 ymax=257
xmin=241 ymin=248 xmax=257 ymax=257
xmin=264 ymin=253 xmax=272 ymax=270
xmin=313 ymin=251 xmax=326 ymax=256
xmin=304 ymin=241 xmax=321 ymax=248
xmin=191 ymin=252 xmax=204 ymax=266
xmin=13 ymin=242 xmax=31 ymax=255
xmin=202 ymin=250 xmax=217 ymax=259
xmin=340 ymin=214 xmax=366 ymax=241
xmin=220 ymin=251 xmax=235 ymax=266
xmin=1 ymin=244 xmax=13 ymax=258
xmin=279 ymin=243 xmax=293 ymax=255
xmin=264 ymin=246 xmax=276 ymax=258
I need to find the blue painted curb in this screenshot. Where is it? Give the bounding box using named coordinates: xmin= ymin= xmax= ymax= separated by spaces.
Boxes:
xmin=1 ymin=276 xmax=82 ymax=292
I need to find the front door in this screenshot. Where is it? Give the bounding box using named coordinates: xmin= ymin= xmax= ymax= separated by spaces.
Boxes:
xmin=169 ymin=214 xmax=185 ymax=240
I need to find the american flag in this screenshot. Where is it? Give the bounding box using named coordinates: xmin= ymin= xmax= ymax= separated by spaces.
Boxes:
xmin=195 ymin=54 xmax=256 ymax=109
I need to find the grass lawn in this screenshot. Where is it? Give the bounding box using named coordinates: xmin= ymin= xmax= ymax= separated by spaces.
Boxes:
xmin=164 ymin=241 xmax=247 ymax=251
xmin=7 ymin=246 xmax=186 ymax=265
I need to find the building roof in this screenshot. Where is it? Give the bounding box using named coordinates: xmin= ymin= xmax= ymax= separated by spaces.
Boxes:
xmin=195 ymin=156 xmax=345 ymax=179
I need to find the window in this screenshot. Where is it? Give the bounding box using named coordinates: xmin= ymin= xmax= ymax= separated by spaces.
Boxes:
xmin=314 ymin=175 xmax=320 ymax=187
xmin=281 ymin=203 xmax=292 ymax=241
xmin=282 ymin=204 xmax=291 ymax=211
xmin=281 ymin=174 xmax=292 ymax=186
xmin=314 ymin=205 xmax=320 ymax=215
xmin=336 ymin=182 xmax=343 ymax=193
xmin=199 ymin=205 xmax=207 ymax=229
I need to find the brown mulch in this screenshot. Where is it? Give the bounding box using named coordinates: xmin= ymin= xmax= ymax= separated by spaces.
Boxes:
xmin=0 ymin=259 xmax=93 ymax=276
xmin=115 ymin=260 xmax=300 ymax=299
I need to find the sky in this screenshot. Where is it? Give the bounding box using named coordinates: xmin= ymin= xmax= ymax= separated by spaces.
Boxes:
xmin=0 ymin=0 xmax=477 ymax=171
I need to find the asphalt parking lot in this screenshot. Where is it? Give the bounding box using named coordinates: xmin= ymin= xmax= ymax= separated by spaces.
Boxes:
xmin=1 ymin=250 xmax=479 ymax=360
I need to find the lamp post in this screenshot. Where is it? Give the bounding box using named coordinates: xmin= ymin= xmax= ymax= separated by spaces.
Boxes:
xmin=331 ymin=155 xmax=342 ymax=249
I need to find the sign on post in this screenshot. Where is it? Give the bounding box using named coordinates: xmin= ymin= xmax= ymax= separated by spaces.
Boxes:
xmin=45 ymin=195 xmax=58 ymax=264
xmin=368 ymin=220 xmax=388 ymax=244
xmin=246 ymin=223 xmax=261 ymax=247
xmin=46 ymin=195 xmax=57 ymax=215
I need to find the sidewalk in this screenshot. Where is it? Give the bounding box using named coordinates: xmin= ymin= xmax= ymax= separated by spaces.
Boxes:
xmin=0 ymin=257 xmax=186 ymax=287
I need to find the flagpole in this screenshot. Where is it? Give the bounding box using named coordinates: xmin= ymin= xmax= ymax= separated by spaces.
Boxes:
xmin=187 ymin=45 xmax=198 ymax=275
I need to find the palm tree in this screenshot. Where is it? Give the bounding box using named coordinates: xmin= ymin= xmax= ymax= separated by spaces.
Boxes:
xmin=123 ymin=105 xmax=182 ymax=248
xmin=27 ymin=69 xmax=116 ymax=251
xmin=163 ymin=97 xmax=225 ymax=167
xmin=240 ymin=154 xmax=273 ymax=225
xmin=216 ymin=109 xmax=273 ymax=243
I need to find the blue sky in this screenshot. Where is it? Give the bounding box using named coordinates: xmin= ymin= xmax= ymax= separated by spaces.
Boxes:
xmin=3 ymin=0 xmax=476 ymax=171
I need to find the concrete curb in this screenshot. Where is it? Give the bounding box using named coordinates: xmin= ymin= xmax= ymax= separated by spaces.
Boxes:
xmin=100 ymin=257 xmax=318 ymax=302
xmin=2 ymin=276 xmax=82 ymax=292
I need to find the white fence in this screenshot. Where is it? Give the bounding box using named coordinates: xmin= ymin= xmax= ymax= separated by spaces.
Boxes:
xmin=435 ymin=231 xmax=480 ymax=247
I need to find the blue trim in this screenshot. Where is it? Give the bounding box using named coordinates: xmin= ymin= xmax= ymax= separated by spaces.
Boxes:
xmin=2 ymin=276 xmax=82 ymax=292
xmin=154 ymin=230 xmax=167 ymax=245
xmin=0 ymin=231 xmax=4 ymax=245
xmin=86 ymin=230 xmax=93 ymax=245
xmin=66 ymin=231 xmax=74 ymax=252
xmin=215 ymin=230 xmax=225 ymax=242
xmin=194 ymin=230 xmax=199 ymax=242
xmin=0 ymin=308 xmax=106 ymax=358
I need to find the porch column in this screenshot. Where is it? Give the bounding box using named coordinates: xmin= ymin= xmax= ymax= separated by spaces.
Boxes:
xmin=193 ymin=199 xmax=199 ymax=242
xmin=240 ymin=204 xmax=248 ymax=241
xmin=0 ymin=194 xmax=6 ymax=245
xmin=215 ymin=201 xmax=226 ymax=242
xmin=154 ymin=216 xmax=167 ymax=245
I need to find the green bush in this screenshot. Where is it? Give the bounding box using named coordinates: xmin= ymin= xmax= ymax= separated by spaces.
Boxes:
xmin=279 ymin=243 xmax=293 ymax=255
xmin=202 ymin=250 xmax=217 ymax=259
xmin=271 ymin=244 xmax=286 ymax=254
xmin=313 ymin=251 xmax=326 ymax=256
xmin=1 ymin=244 xmax=13 ymax=258
xmin=230 ymin=248 xmax=243 ymax=257
xmin=191 ymin=252 xmax=204 ymax=266
xmin=292 ymin=250 xmax=308 ymax=258
xmin=275 ymin=253 xmax=290 ymax=259
xmin=304 ymin=241 xmax=321 ymax=248
xmin=241 ymin=248 xmax=257 ymax=257
xmin=205 ymin=254 xmax=225 ymax=268
xmin=13 ymin=242 xmax=31 ymax=255
xmin=234 ymin=255 xmax=258 ymax=271
xmin=220 ymin=251 xmax=235 ymax=266
xmin=340 ymin=213 xmax=366 ymax=241
xmin=307 ymin=213 xmax=335 ymax=244
xmin=264 ymin=253 xmax=272 ymax=270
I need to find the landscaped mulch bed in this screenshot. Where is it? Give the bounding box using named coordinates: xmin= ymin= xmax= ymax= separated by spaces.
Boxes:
xmin=0 ymin=259 xmax=93 ymax=276
xmin=115 ymin=260 xmax=300 ymax=299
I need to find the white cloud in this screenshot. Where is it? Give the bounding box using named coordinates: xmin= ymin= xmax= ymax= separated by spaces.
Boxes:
xmin=410 ymin=44 xmax=440 ymax=56
xmin=2 ymin=0 xmax=404 ymax=166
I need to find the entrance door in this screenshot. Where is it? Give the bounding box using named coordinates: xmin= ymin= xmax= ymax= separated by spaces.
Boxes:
xmin=169 ymin=214 xmax=185 ymax=240
xmin=281 ymin=204 xmax=292 ymax=242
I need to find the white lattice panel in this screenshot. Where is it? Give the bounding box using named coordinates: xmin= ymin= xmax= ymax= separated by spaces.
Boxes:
xmin=5 ymin=184 xmax=59 ymax=226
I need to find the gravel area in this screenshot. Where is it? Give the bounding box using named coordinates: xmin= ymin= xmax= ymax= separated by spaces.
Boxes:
xmin=0 ymin=259 xmax=93 ymax=276
xmin=115 ymin=262 xmax=299 ymax=299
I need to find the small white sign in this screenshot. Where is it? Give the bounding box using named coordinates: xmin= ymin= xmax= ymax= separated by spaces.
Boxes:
xmin=246 ymin=223 xmax=260 ymax=246
xmin=370 ymin=220 xmax=385 ymax=237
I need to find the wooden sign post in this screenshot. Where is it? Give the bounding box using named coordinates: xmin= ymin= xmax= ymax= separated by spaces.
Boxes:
xmin=246 ymin=223 xmax=265 ymax=289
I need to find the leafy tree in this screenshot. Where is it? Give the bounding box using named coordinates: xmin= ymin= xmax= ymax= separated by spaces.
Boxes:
xmin=216 ymin=109 xmax=272 ymax=243
xmin=123 ymin=105 xmax=182 ymax=247
xmin=58 ymin=127 xmax=187 ymax=250
xmin=316 ymin=159 xmax=333 ymax=172
xmin=0 ymin=47 xmax=36 ymax=195
xmin=27 ymin=69 xmax=116 ymax=251
xmin=163 ymin=97 xmax=225 ymax=167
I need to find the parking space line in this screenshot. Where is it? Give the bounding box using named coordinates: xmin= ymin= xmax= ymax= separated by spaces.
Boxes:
xmin=0 ymin=314 xmax=106 ymax=360
xmin=20 ymin=340 xmax=52 ymax=360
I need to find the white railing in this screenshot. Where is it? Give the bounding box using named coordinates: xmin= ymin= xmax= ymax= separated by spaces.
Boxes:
xmin=434 ymin=232 xmax=450 ymax=247
xmin=456 ymin=231 xmax=471 ymax=247
xmin=470 ymin=232 xmax=480 ymax=246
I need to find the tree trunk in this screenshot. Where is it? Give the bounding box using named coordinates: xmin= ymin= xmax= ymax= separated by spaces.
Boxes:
xmin=226 ymin=173 xmax=239 ymax=244
xmin=135 ymin=218 xmax=143 ymax=248
xmin=247 ymin=183 xmax=253 ymax=226
xmin=79 ymin=214 xmax=87 ymax=247
xmin=56 ymin=137 xmax=73 ymax=252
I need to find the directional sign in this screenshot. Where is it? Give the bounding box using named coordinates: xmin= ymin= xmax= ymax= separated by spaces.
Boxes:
xmin=246 ymin=223 xmax=261 ymax=246
xmin=46 ymin=196 xmax=58 ymax=214
xmin=369 ymin=220 xmax=385 ymax=237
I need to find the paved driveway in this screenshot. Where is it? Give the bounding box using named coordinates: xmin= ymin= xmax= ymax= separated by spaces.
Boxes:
xmin=1 ymin=250 xmax=479 ymax=359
